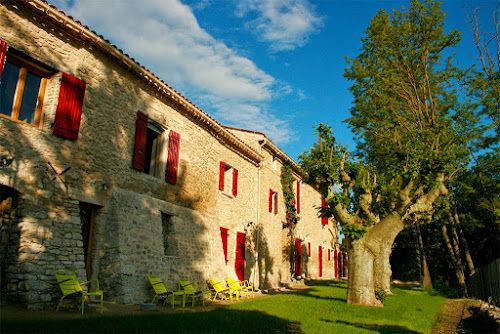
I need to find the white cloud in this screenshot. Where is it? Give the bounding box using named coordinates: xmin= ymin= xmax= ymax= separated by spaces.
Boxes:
xmin=51 ymin=0 xmax=296 ymax=144
xmin=235 ymin=0 xmax=324 ymax=51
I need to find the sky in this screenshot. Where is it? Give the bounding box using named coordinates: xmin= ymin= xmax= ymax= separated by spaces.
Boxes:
xmin=51 ymin=0 xmax=499 ymax=161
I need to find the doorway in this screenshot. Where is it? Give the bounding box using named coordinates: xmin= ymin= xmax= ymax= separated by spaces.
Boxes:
xmin=235 ymin=232 xmax=246 ymax=281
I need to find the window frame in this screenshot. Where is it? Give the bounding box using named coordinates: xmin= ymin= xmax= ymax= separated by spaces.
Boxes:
xmin=0 ymin=50 xmax=53 ymax=128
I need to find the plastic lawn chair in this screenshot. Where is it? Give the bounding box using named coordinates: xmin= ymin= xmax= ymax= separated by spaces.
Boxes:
xmin=148 ymin=275 xmax=185 ymax=309
xmin=178 ymin=279 xmax=212 ymax=306
xmin=226 ymin=277 xmax=254 ymax=299
xmin=55 ymin=270 xmax=103 ymax=314
xmin=207 ymin=278 xmax=233 ymax=303
xmin=224 ymin=277 xmax=243 ymax=299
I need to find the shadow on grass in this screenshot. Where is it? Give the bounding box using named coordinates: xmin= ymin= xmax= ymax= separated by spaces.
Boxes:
xmin=294 ymin=289 xmax=346 ymax=303
xmin=305 ymin=280 xmax=347 ymax=288
xmin=323 ymin=319 xmax=421 ymax=334
xmin=1 ymin=309 xmax=303 ymax=333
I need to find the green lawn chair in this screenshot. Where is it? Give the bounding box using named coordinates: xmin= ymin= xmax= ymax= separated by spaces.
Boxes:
xmin=55 ymin=270 xmax=103 ymax=314
xmin=226 ymin=277 xmax=255 ymax=299
xmin=207 ymin=278 xmax=234 ymax=303
xmin=178 ymin=279 xmax=212 ymax=306
xmin=148 ymin=275 xmax=185 ymax=309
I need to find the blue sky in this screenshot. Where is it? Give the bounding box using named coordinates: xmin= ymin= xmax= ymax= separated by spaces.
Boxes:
xmin=52 ymin=0 xmax=499 ymax=161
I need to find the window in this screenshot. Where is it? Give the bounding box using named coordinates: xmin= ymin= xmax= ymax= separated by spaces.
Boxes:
xmin=308 ymin=242 xmax=311 ymax=257
xmin=0 ymin=40 xmax=86 ymax=139
xmin=219 ymin=161 xmax=238 ymax=196
xmin=161 ymin=213 xmax=177 ymax=256
xmin=269 ymin=189 xmax=278 ymax=214
xmin=132 ymin=111 xmax=177 ymax=181
xmin=144 ymin=124 xmax=162 ymax=176
xmin=0 ymin=51 xmax=50 ymax=127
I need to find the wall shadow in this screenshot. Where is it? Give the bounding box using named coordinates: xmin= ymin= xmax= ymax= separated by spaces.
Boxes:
xmin=1 ymin=309 xmax=304 ymax=333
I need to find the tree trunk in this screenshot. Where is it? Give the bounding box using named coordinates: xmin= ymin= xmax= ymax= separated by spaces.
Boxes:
xmin=346 ymin=238 xmax=383 ymax=307
xmin=373 ymin=216 xmax=406 ymax=294
xmin=373 ymin=243 xmax=392 ymax=294
xmin=415 ymin=225 xmax=433 ymax=290
xmin=451 ymin=210 xmax=476 ymax=276
xmin=441 ymin=223 xmax=467 ymax=296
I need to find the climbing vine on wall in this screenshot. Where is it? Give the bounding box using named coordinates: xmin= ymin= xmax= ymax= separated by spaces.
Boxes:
xmin=281 ymin=164 xmax=300 ymax=228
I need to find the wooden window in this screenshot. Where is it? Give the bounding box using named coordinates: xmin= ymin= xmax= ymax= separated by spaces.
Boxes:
xmin=132 ymin=111 xmax=164 ymax=177
xmin=0 ymin=51 xmax=51 ymax=128
xmin=144 ymin=123 xmax=162 ymax=176
xmin=219 ymin=161 xmax=238 ymax=196
xmin=269 ymin=189 xmax=278 ymax=214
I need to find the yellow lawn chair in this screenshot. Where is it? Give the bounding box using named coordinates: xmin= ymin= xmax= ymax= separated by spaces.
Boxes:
xmin=55 ymin=270 xmax=103 ymax=314
xmin=148 ymin=275 xmax=185 ymax=309
xmin=178 ymin=279 xmax=212 ymax=306
xmin=207 ymin=278 xmax=234 ymax=303
xmin=224 ymin=277 xmax=243 ymax=299
xmin=226 ymin=277 xmax=255 ymax=299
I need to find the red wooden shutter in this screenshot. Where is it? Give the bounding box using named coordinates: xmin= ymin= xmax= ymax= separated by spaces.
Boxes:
xmin=296 ymin=180 xmax=300 ymax=214
xmin=0 ymin=39 xmax=8 ymax=78
xmin=308 ymin=242 xmax=311 ymax=257
xmin=319 ymin=246 xmax=323 ymax=277
xmin=274 ymin=191 xmax=278 ymax=214
xmin=328 ymin=249 xmax=331 ymax=261
xmin=220 ymin=227 xmax=228 ymax=263
xmin=132 ymin=111 xmax=148 ymax=171
xmin=53 ymin=73 xmax=86 ymax=140
xmin=166 ymin=130 xmax=180 ymax=184
xmin=321 ymin=199 xmax=328 ymax=225
xmin=269 ymin=189 xmax=273 ymax=212
xmin=219 ymin=161 xmax=225 ymax=190
xmin=232 ymin=168 xmax=238 ymax=196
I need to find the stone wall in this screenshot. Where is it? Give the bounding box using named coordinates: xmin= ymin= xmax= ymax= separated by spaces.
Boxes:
xmin=0 ymin=2 xmax=339 ymax=308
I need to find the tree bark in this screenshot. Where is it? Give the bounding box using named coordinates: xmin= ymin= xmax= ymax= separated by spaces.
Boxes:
xmin=441 ymin=223 xmax=467 ymax=296
xmin=415 ymin=225 xmax=433 ymax=290
xmin=346 ymin=238 xmax=383 ymax=307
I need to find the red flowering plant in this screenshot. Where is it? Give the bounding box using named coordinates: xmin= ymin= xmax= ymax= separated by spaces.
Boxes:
xmin=281 ymin=164 xmax=300 ymax=228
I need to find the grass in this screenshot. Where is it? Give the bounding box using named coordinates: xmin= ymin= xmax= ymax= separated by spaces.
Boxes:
xmin=1 ymin=280 xmax=445 ymax=333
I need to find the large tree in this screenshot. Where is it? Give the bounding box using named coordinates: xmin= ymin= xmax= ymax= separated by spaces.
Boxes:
xmin=300 ymin=0 xmax=477 ymax=306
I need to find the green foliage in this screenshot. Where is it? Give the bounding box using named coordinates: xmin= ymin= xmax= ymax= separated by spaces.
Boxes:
xmin=344 ymin=0 xmax=478 ymax=185
xmin=280 ymin=164 xmax=299 ymax=228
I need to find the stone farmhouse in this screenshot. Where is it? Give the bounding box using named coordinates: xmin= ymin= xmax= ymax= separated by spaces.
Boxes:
xmin=0 ymin=1 xmax=346 ymax=308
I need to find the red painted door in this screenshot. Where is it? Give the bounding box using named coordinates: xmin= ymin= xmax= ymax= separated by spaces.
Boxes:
xmin=319 ymin=246 xmax=323 ymax=277
xmin=295 ymin=238 xmax=302 ymax=276
xmin=235 ymin=232 xmax=246 ymax=281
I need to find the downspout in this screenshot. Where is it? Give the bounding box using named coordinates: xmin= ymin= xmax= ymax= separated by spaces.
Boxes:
xmin=253 ymin=139 xmax=267 ymax=288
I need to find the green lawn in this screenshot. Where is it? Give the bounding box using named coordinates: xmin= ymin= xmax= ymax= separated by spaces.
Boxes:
xmin=1 ymin=281 xmax=445 ymax=333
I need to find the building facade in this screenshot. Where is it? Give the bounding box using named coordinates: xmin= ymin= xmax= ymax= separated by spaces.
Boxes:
xmin=0 ymin=0 xmax=343 ymax=309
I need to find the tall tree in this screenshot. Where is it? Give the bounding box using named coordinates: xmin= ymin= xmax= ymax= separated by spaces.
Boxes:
xmin=300 ymin=0 xmax=477 ymax=306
